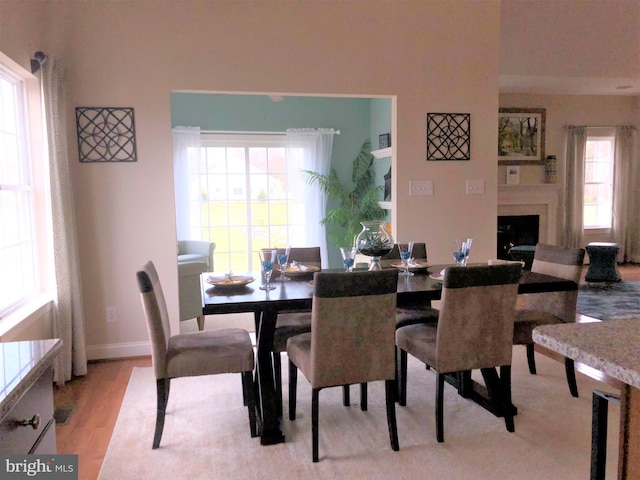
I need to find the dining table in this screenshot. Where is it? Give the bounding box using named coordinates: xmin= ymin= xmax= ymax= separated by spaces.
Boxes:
xmin=201 ymin=264 xmax=578 ymax=446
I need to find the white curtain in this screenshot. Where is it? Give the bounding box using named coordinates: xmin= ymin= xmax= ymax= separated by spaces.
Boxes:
xmin=172 ymin=126 xmax=201 ymax=240
xmin=41 ymin=58 xmax=88 ymax=385
xmin=563 ymin=126 xmax=587 ymax=248
xmin=286 ymin=128 xmax=336 ymax=266
xmin=612 ymin=126 xmax=639 ymax=262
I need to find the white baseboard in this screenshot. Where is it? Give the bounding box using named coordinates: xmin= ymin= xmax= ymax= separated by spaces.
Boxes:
xmin=87 ymin=340 xmax=150 ymax=360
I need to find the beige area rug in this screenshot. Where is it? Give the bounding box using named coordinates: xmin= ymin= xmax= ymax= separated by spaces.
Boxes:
xmin=99 ymin=346 xmax=620 ymax=480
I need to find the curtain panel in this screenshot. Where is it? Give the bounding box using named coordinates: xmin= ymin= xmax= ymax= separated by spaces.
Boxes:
xmin=286 ymin=128 xmax=336 ymax=267
xmin=563 ymin=126 xmax=587 ymax=248
xmin=42 ymin=58 xmax=88 ymax=385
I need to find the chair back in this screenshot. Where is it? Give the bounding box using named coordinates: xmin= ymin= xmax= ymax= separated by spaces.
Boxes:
xmin=436 ymin=264 xmax=522 ymax=374
xmin=524 ymin=243 xmax=585 ymax=322
xmin=284 ymin=246 xmax=322 ymax=268
xmin=309 ymin=270 xmax=398 ymax=388
xmin=137 ymin=261 xmax=171 ymax=379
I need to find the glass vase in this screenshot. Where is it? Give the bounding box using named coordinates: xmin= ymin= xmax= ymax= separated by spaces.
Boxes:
xmin=355 ymin=221 xmax=394 ymax=271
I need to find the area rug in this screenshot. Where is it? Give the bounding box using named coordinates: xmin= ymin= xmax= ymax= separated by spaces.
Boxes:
xmin=577 ymin=281 xmax=640 ymax=321
xmin=98 ymin=347 xmax=619 ymax=480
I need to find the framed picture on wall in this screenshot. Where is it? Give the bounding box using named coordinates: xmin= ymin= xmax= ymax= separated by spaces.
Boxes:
xmin=498 ymin=108 xmax=545 ymax=164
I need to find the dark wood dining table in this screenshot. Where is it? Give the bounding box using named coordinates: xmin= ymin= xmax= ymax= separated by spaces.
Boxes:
xmin=201 ymin=265 xmax=577 ymax=446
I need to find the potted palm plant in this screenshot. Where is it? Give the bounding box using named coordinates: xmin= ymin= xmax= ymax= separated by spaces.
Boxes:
xmin=303 ymin=139 xmax=387 ymax=249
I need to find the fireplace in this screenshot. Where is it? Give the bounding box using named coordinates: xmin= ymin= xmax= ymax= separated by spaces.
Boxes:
xmin=497 ymin=215 xmax=539 ymax=259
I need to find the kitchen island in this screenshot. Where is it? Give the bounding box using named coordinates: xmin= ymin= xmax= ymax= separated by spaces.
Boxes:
xmin=533 ymin=319 xmax=640 ymax=479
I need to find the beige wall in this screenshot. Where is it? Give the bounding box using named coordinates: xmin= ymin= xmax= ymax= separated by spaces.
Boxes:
xmin=499 ymin=93 xmax=639 ymax=185
xmin=2 ymin=0 xmax=501 ymax=358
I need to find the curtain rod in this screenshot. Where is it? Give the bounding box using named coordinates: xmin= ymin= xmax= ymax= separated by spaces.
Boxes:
xmin=200 ymin=129 xmax=341 ymax=135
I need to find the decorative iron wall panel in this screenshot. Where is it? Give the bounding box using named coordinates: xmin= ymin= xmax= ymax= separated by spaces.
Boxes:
xmin=76 ymin=107 xmax=137 ymax=162
xmin=426 ymin=113 xmax=470 ymax=161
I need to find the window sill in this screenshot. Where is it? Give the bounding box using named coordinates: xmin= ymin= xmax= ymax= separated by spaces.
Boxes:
xmin=0 ymin=294 xmax=55 ymax=339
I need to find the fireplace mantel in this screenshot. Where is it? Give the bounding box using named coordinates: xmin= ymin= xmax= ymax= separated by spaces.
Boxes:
xmin=498 ymin=184 xmax=563 ymax=245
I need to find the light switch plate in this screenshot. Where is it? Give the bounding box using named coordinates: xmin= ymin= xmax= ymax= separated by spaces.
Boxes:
xmin=409 ymin=180 xmax=434 ymax=196
xmin=466 ymin=179 xmax=485 ymax=195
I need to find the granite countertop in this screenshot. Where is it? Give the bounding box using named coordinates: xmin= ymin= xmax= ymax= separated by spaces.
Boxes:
xmin=533 ymin=319 xmax=640 ymax=389
xmin=0 ymin=338 xmax=63 ymax=418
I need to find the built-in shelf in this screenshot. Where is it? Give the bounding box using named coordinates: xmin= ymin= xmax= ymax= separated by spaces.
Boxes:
xmin=371 ymin=147 xmax=392 ymax=159
xmin=373 ymin=148 xmax=393 ymax=211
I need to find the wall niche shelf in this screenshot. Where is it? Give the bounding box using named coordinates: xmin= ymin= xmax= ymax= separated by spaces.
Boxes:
xmin=372 ymin=147 xmax=392 ymax=159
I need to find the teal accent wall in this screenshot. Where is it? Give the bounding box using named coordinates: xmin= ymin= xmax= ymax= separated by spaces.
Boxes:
xmin=171 ymin=92 xmax=391 ymax=266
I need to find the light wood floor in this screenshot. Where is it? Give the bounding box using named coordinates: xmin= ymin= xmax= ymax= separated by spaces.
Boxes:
xmin=54 ymin=264 xmax=640 ymax=480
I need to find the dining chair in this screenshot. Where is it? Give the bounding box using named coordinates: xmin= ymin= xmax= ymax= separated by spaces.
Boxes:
xmin=513 ymin=243 xmax=585 ymax=397
xmin=286 ymin=269 xmax=400 ymax=462
xmin=262 ymin=247 xmax=321 ymax=416
xmin=396 ymin=264 xmax=522 ymax=442
xmin=137 ymin=261 xmax=258 ymax=449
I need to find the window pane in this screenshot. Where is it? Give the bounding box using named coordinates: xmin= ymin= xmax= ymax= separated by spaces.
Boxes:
xmin=0 ymin=66 xmax=38 ymax=315
xmin=583 ymin=135 xmax=614 ymax=229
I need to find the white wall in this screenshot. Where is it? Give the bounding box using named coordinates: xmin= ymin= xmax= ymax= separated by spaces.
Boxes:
xmin=2 ymin=1 xmax=501 ymax=358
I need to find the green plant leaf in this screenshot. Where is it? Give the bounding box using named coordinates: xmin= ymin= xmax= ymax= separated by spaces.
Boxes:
xmin=304 ymin=139 xmax=387 ymax=249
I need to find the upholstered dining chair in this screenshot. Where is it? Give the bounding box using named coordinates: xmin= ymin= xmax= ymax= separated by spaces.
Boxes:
xmin=396 ymin=264 xmax=522 ymax=442
xmin=513 ymin=243 xmax=585 ymax=397
xmin=264 ymin=246 xmax=321 ymax=415
xmin=287 ymin=269 xmax=400 ymax=462
xmin=136 ymin=261 xmax=257 ymax=449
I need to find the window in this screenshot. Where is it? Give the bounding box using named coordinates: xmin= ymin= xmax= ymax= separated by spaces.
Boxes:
xmin=0 ymin=63 xmax=38 ymax=316
xmin=584 ymin=130 xmax=615 ymax=229
xmin=181 ymin=134 xmax=305 ymax=272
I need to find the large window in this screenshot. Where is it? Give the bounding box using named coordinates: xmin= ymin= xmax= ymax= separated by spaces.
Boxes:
xmin=184 ymin=134 xmax=304 ymax=272
xmin=584 ymin=131 xmax=615 ymax=229
xmin=0 ymin=63 xmax=38 ymax=317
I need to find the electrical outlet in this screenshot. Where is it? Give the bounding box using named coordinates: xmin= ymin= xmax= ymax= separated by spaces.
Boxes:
xmin=409 ymin=180 xmax=434 ymax=196
xmin=466 ymin=179 xmax=485 ymax=195
xmin=106 ymin=306 xmax=118 ymax=323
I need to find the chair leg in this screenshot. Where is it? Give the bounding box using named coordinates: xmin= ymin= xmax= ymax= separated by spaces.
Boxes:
xmin=312 ymin=388 xmax=320 ymax=463
xmin=273 ymin=352 xmax=283 ymax=416
xmin=565 ymin=357 xmax=579 ymax=397
xmin=196 ymin=315 xmax=205 ymax=331
xmin=526 ymin=343 xmax=537 ymax=374
xmin=241 ymin=374 xmax=248 ymax=406
xmin=153 ymin=378 xmax=170 ymax=449
xmin=500 ymin=366 xmax=515 ymax=433
xmin=360 ymin=383 xmax=368 ymax=411
xmin=435 ymin=373 xmax=445 ymax=442
xmin=288 ymin=359 xmax=298 ymax=421
xmin=242 ymin=371 xmax=258 ymax=438
xmin=399 ymin=348 xmax=408 ymax=406
xmin=385 ymin=380 xmax=400 ymax=452
xmin=343 ymin=385 xmax=350 ymax=406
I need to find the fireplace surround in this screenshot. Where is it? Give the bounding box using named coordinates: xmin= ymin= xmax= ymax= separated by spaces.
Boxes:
xmin=497 ymin=184 xmax=562 ymax=255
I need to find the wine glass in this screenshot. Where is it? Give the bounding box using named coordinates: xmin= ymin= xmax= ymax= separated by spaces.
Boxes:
xmin=399 ymin=242 xmax=415 ymax=276
xmin=340 ymin=247 xmax=357 ymax=272
xmin=451 ymin=240 xmax=465 ymax=266
xmin=259 ymin=249 xmax=277 ymax=291
xmin=462 ymin=238 xmax=473 ymax=266
xmin=277 ymin=246 xmax=291 ymax=281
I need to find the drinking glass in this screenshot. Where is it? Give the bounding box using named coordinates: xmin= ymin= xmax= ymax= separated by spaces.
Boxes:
xmin=340 ymin=247 xmax=358 ymax=272
xmin=399 ymin=242 xmax=415 ymax=276
xmin=277 ymin=246 xmax=291 ymax=281
xmin=451 ymin=240 xmax=465 ymax=266
xmin=462 ymin=238 xmax=473 ymax=266
xmin=259 ymin=249 xmax=277 ymax=291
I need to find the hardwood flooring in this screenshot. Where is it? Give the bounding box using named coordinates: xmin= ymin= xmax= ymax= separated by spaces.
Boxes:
xmin=53 ymin=264 xmax=640 ymax=480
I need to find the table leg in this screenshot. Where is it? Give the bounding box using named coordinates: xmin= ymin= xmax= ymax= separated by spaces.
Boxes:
xmin=618 ymin=384 xmax=640 ymax=479
xmin=255 ymin=308 xmax=286 ymax=445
